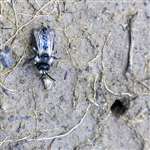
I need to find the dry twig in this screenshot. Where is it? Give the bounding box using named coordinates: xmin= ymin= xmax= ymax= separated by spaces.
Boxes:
xmin=2 ymin=0 xmax=54 ymax=49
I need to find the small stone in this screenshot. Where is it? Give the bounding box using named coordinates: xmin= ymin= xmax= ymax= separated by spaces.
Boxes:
xmin=0 ymin=46 xmax=15 ymax=69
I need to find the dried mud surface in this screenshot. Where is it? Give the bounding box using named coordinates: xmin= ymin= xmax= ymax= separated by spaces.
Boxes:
xmin=0 ymin=0 xmax=150 ymax=150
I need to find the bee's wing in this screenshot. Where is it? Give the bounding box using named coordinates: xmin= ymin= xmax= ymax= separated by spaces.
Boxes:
xmin=33 ymin=30 xmax=41 ymax=52
xmin=33 ymin=27 xmax=55 ymax=55
xmin=46 ymin=28 xmax=55 ymax=54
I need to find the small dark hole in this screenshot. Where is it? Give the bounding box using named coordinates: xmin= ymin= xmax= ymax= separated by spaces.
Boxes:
xmin=111 ymin=99 xmax=129 ymax=117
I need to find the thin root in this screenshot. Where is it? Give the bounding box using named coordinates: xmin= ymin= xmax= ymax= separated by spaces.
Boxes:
xmin=0 ymin=104 xmax=91 ymax=145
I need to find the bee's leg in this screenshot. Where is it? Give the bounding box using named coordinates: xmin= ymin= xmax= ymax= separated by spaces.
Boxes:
xmin=22 ymin=56 xmax=35 ymax=66
xmin=46 ymin=73 xmax=56 ymax=81
xmin=40 ymin=74 xmax=45 ymax=80
xmin=51 ymin=56 xmax=61 ymax=60
xmin=33 ymin=47 xmax=38 ymax=53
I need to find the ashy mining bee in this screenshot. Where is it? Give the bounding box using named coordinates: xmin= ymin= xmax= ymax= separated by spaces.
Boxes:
xmin=32 ymin=26 xmax=57 ymax=88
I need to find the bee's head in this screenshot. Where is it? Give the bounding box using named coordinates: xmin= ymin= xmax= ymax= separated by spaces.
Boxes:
xmin=36 ymin=63 xmax=50 ymax=73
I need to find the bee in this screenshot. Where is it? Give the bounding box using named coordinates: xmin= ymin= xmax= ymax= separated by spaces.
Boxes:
xmin=32 ymin=26 xmax=57 ymax=82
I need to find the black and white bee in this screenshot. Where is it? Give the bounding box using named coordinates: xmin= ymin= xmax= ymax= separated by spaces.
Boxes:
xmin=32 ymin=26 xmax=57 ymax=82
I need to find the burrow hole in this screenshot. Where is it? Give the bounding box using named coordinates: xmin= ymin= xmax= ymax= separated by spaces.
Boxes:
xmin=110 ymin=98 xmax=130 ymax=117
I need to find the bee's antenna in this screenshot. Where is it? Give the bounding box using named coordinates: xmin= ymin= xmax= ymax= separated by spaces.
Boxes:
xmin=45 ymin=73 xmax=56 ymax=81
xmin=40 ymin=74 xmax=45 ymax=80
